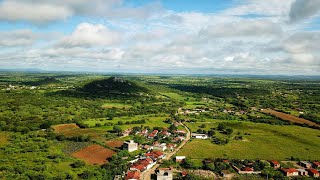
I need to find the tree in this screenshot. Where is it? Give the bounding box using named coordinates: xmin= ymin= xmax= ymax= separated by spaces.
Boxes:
xmin=225 ymin=128 xmax=233 ymax=135
xmin=199 ymin=124 xmax=206 ymax=128
xmin=113 ymin=126 xmax=122 ymax=135
xmin=208 ymin=130 xmax=215 ymax=137
xmin=169 ymin=124 xmax=177 ymax=131
xmin=217 ymin=123 xmax=226 ymax=131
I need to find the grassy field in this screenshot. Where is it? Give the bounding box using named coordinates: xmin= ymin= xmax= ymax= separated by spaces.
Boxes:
xmin=161 ymin=92 xmax=186 ymax=101
xmin=85 ymin=115 xmax=170 ymax=130
xmin=0 ymin=132 xmax=9 ymax=147
xmin=101 ymin=102 xmax=132 ymax=109
xmin=178 ymin=120 xmax=320 ymax=160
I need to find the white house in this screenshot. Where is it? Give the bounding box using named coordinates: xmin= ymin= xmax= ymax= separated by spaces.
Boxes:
xmin=123 ymin=140 xmax=138 ymax=152
xmin=191 ymin=133 xmax=208 ymax=139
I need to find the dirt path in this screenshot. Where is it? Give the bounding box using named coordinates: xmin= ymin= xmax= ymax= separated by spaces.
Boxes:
xmin=261 ymin=108 xmax=320 ymax=127
xmin=140 ymin=123 xmax=191 ymax=180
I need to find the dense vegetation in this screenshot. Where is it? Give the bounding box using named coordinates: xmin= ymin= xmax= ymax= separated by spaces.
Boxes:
xmin=0 ymin=72 xmax=319 ymax=179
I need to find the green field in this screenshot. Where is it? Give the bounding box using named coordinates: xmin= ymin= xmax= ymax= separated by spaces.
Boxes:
xmin=101 ymin=102 xmax=132 ymax=109
xmin=161 ymin=92 xmax=185 ymax=100
xmin=0 ymin=132 xmax=9 ymax=147
xmin=85 ymin=115 xmax=170 ymax=131
xmin=178 ymin=121 xmax=320 ymax=160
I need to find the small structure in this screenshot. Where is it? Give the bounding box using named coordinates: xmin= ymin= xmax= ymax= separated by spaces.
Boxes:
xmin=270 ymin=160 xmax=280 ymax=169
xmin=297 ymin=169 xmax=308 ymax=176
xmin=175 ymin=156 xmax=186 ymax=162
xmin=153 ymin=143 xmax=167 ymax=151
xmin=307 ymin=169 xmax=319 ymax=178
xmin=156 ymin=167 xmax=173 ymax=180
xmin=299 ymin=161 xmax=312 ymax=168
xmin=125 ymin=171 xmax=140 ymax=180
xmin=166 ymin=144 xmax=176 ymax=151
xmin=148 ymin=130 xmax=159 ymax=139
xmin=191 ymin=133 xmax=208 ymax=139
xmin=123 ymin=140 xmax=138 ymax=152
xmin=281 ymin=168 xmax=299 ymax=177
xmin=221 ymin=170 xmax=235 ymax=179
xmin=114 ymin=175 xmax=121 ymax=180
xmin=142 ymin=145 xmax=153 ymax=151
xmin=181 ymin=171 xmax=188 ymax=177
xmin=313 ymin=161 xmax=320 ymax=168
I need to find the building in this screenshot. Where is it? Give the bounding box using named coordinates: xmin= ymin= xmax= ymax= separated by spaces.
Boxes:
xmin=153 ymin=143 xmax=167 ymax=151
xmin=281 ymin=168 xmax=299 ymax=177
xmin=123 ymin=140 xmax=138 ymax=152
xmin=125 ymin=171 xmax=140 ymax=180
xmin=313 ymin=161 xmax=320 ymax=168
xmin=175 ymin=156 xmax=186 ymax=162
xmin=299 ymin=161 xmax=312 ymax=168
xmin=307 ymin=169 xmax=319 ymax=178
xmin=148 ymin=130 xmax=159 ymax=139
xmin=156 ymin=167 xmax=173 ymax=180
xmin=270 ymin=160 xmax=280 ymax=169
xmin=166 ymin=144 xmax=176 ymax=151
xmin=191 ymin=133 xmax=208 ymax=139
xmin=297 ymin=169 xmax=308 ymax=176
xmin=142 ymin=145 xmax=153 ymax=151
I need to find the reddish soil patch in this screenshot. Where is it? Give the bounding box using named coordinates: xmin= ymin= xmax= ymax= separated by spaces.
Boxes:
xmin=261 ymin=109 xmax=319 ymax=127
xmin=106 ymin=140 xmax=124 ymax=148
xmin=72 ymin=144 xmax=116 ymax=165
xmin=52 ymin=123 xmax=80 ymax=134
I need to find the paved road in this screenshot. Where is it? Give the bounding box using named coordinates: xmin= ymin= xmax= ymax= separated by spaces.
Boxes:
xmin=140 ymin=123 xmax=191 ymax=180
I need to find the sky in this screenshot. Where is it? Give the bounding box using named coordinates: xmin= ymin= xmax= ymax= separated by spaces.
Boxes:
xmin=0 ymin=0 xmax=320 ymax=75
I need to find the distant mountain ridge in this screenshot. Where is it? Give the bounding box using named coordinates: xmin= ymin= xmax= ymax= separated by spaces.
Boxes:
xmin=81 ymin=77 xmax=149 ymax=94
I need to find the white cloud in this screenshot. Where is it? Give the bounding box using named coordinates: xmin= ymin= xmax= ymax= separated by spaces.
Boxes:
xmin=0 ymin=1 xmax=72 ymax=24
xmin=0 ymin=0 xmax=161 ymax=24
xmin=0 ymin=29 xmax=36 ymax=47
xmin=289 ymin=0 xmax=320 ymax=23
xmin=59 ymin=23 xmax=121 ymax=47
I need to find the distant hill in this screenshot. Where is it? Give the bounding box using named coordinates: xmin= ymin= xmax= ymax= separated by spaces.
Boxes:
xmin=34 ymin=77 xmax=61 ymax=85
xmin=81 ymin=77 xmax=149 ymax=94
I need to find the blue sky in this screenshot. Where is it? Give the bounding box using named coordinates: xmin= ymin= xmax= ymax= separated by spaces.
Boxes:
xmin=0 ymin=0 xmax=320 ymax=75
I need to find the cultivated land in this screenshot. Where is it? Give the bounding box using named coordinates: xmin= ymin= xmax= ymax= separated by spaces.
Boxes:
xmin=72 ymin=144 xmax=116 ymax=165
xmin=178 ymin=120 xmax=320 ymax=160
xmin=261 ymin=108 xmax=320 ymax=127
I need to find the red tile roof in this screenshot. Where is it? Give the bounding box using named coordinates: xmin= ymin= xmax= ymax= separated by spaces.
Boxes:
xmin=126 ymin=171 xmax=140 ymax=180
xmin=271 ymin=160 xmax=280 ymax=165
xmin=282 ymin=168 xmax=298 ymax=173
xmin=242 ymin=167 xmax=253 ymax=171
xmin=314 ymin=161 xmax=320 ymax=166
xmin=307 ymin=169 xmax=319 ymax=175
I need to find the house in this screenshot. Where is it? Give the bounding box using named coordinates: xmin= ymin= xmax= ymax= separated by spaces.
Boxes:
xmin=174 ymin=130 xmax=186 ymax=134
xmin=125 ymin=171 xmax=140 ymax=180
xmin=299 ymin=161 xmax=312 ymax=168
xmin=153 ymin=143 xmax=167 ymax=151
xmin=175 ymin=156 xmax=186 ymax=162
xmin=148 ymin=130 xmax=159 ymax=139
xmin=156 ymin=167 xmax=173 ymax=180
xmin=313 ymin=161 xmax=320 ymax=168
xmin=123 ymin=140 xmax=138 ymax=152
xmin=145 ymin=151 xmax=165 ymax=160
xmin=270 ymin=160 xmax=280 ymax=169
xmin=297 ymin=169 xmax=308 ymax=176
xmin=142 ymin=145 xmax=153 ymax=151
xmin=160 ymin=131 xmax=171 ymax=137
xmin=122 ymin=129 xmax=132 ymax=136
xmin=130 ymin=164 xmax=146 ymax=172
xmin=166 ymin=144 xmax=176 ymax=151
xmin=138 ymin=129 xmax=148 ymax=136
xmin=172 ymin=136 xmax=185 ymax=143
xmin=281 ymin=168 xmax=299 ymax=177
xmin=181 ymin=171 xmax=188 ymax=177
xmin=307 ymin=169 xmax=319 ymax=178
xmin=191 ymin=133 xmax=208 ymax=139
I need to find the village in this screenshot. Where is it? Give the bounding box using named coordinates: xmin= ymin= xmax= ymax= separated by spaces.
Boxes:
xmin=112 ymin=119 xmax=320 ymax=180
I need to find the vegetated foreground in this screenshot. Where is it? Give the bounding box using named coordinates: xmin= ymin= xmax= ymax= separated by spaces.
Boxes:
xmin=261 ymin=108 xmax=320 ymax=127
xmin=178 ymin=120 xmax=320 ymax=160
xmin=72 ymin=144 xmax=116 ymax=165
